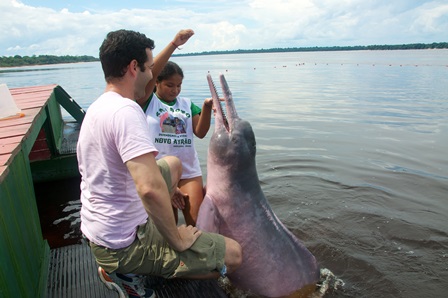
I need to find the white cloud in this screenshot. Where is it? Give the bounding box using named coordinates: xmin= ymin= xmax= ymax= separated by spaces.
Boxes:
xmin=0 ymin=0 xmax=446 ymax=57
xmin=411 ymin=3 xmax=448 ymax=33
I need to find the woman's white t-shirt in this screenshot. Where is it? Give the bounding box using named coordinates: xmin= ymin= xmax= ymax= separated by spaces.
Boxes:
xmin=144 ymin=94 xmax=202 ymax=179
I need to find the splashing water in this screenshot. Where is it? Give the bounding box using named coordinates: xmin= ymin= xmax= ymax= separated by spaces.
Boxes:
xmin=217 ymin=268 xmax=344 ymax=297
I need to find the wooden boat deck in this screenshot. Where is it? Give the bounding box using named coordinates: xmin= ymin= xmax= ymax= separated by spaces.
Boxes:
xmin=1 ymin=84 xmax=83 ymax=181
xmin=0 ymin=85 xmax=56 ymax=178
xmin=48 ymin=242 xmax=228 ymax=298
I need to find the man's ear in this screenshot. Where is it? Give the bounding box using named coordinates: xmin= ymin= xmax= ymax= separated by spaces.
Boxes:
xmin=128 ymin=60 xmax=138 ymax=76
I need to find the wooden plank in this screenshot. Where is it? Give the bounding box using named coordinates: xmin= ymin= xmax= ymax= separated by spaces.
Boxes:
xmin=10 ymin=85 xmax=56 ymax=94
xmin=28 ymin=149 xmax=52 ymax=161
xmin=29 ymin=138 xmax=50 ymax=151
xmin=0 ymin=143 xmax=18 ymax=155
xmin=12 ymin=94 xmax=53 ymax=103
xmin=0 ymin=124 xmax=30 ymax=139
xmin=15 ymin=98 xmax=49 ymax=107
xmin=0 ymin=153 xmax=12 ymax=166
xmin=11 ymin=86 xmax=55 ymax=112
xmin=29 ymin=127 xmax=52 ymax=161
xmin=13 ymin=91 xmax=53 ymax=99
xmin=0 ymin=135 xmax=23 ymax=145
xmin=0 ymin=108 xmax=41 ymax=128
xmin=14 ymin=99 xmax=51 ymax=110
xmin=10 ymin=86 xmax=56 ymax=98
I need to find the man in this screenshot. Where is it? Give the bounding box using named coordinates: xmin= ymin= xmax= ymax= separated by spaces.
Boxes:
xmin=77 ymin=29 xmax=242 ymax=298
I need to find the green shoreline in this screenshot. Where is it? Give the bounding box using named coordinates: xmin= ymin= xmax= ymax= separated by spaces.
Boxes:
xmin=173 ymin=42 xmax=448 ymax=57
xmin=1 ymin=42 xmax=447 ymax=67
xmin=0 ymin=55 xmax=98 ymax=68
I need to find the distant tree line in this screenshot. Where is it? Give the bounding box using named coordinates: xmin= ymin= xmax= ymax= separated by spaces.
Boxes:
xmin=174 ymin=42 xmax=448 ymax=57
xmin=0 ymin=55 xmax=99 ymax=67
xmin=1 ymin=42 xmax=446 ymax=66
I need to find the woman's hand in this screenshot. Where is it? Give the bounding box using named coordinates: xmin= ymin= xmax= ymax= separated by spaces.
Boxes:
xmin=171 ymin=187 xmax=188 ymax=209
xmin=204 ymin=97 xmax=224 ymax=115
xmin=204 ymin=97 xmax=213 ymax=108
xmin=172 ymin=29 xmax=195 ymax=48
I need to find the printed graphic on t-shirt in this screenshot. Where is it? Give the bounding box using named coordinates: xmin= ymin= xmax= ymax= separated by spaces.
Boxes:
xmin=154 ymin=107 xmax=192 ymax=148
xmin=159 ymin=112 xmax=186 ymax=134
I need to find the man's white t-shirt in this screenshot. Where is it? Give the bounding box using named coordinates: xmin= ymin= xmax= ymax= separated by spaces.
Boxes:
xmin=77 ymin=91 xmax=158 ymax=249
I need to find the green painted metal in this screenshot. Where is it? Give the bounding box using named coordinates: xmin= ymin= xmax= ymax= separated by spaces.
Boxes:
xmin=0 ymin=150 xmax=50 ymax=297
xmin=29 ymin=86 xmax=83 ymax=183
xmin=42 ymin=90 xmax=65 ymax=156
xmin=0 ymin=85 xmax=85 ymax=297
xmin=54 ymin=85 xmax=85 ymax=123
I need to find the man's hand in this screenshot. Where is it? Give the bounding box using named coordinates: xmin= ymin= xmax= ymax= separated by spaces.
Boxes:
xmin=172 ymin=29 xmax=194 ymax=47
xmin=175 ymin=224 xmax=202 ymax=252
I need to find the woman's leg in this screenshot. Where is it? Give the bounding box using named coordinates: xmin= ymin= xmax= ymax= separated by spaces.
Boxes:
xmin=158 ymin=156 xmax=182 ymax=224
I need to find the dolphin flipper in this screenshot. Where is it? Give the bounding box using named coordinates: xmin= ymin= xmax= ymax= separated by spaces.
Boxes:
xmin=196 ymin=195 xmax=220 ymax=233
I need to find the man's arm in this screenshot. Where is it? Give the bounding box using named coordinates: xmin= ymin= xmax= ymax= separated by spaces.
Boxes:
xmin=126 ymin=152 xmax=201 ymax=251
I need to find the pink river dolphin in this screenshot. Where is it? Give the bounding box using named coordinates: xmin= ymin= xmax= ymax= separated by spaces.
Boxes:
xmin=197 ymin=74 xmax=320 ymax=297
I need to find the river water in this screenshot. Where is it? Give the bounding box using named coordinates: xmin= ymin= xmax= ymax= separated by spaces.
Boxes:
xmin=1 ymin=50 xmax=447 ymax=297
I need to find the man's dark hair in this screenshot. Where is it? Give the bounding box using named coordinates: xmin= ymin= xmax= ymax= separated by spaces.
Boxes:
xmin=99 ymin=29 xmax=155 ymax=82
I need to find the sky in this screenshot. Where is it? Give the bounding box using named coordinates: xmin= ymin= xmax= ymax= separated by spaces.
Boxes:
xmin=1 ymin=0 xmax=447 ymax=57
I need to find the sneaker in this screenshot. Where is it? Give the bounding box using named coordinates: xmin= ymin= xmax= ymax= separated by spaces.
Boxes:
xmin=98 ymin=266 xmax=155 ymax=298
